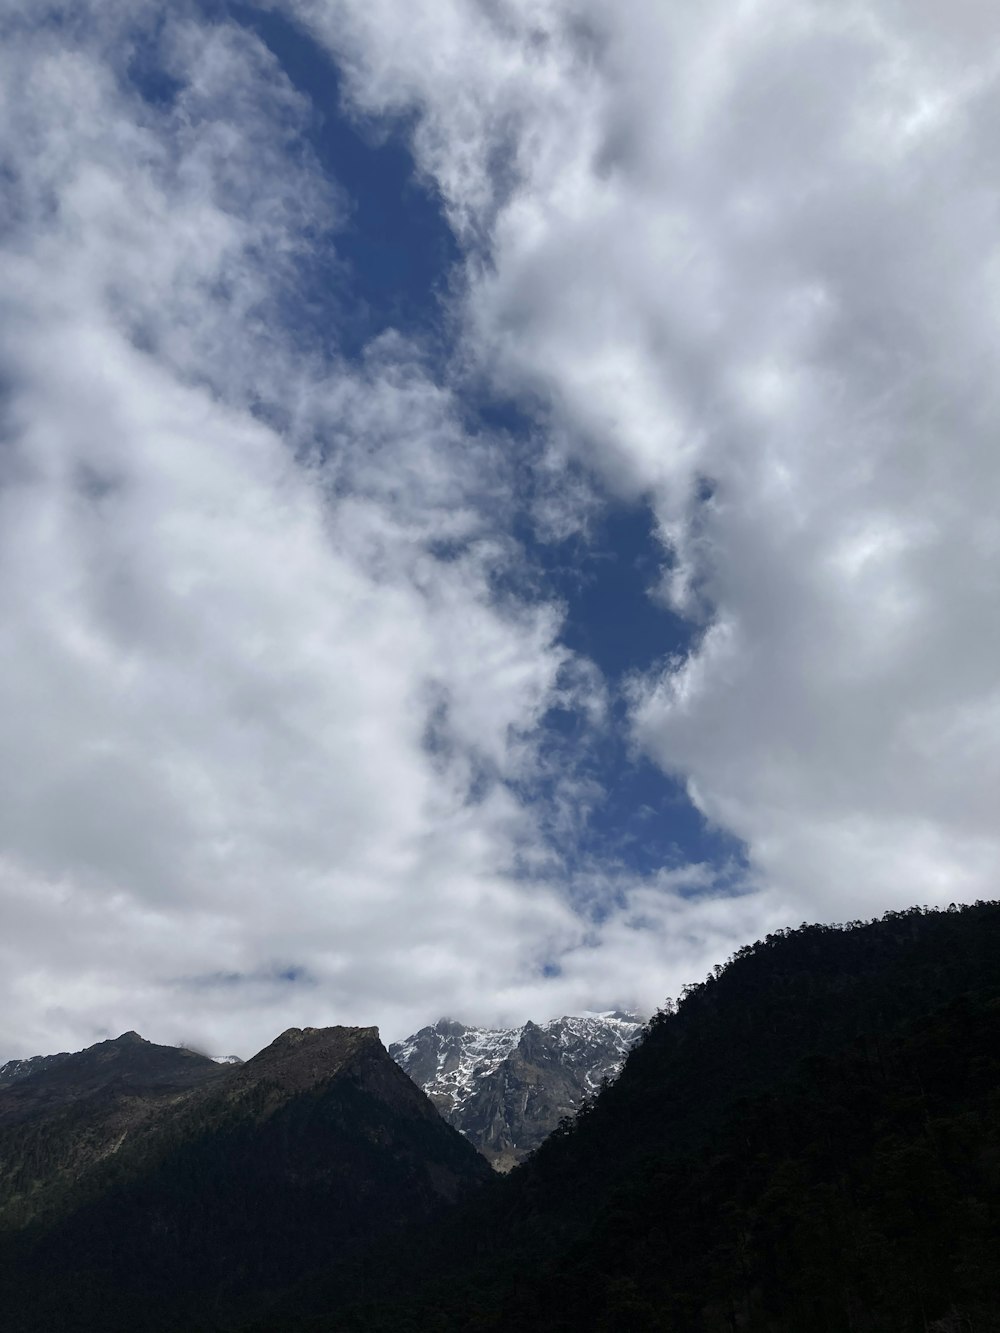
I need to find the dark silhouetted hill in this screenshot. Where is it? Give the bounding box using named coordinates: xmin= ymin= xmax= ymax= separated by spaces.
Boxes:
xmin=294 ymin=902 xmax=1000 ymax=1332
xmin=0 ymin=1025 xmax=489 ymax=1332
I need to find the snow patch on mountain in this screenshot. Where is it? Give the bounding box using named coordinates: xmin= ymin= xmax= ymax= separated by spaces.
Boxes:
xmin=0 ymin=1052 xmax=71 ymax=1086
xmin=390 ymin=1011 xmax=645 ymax=1168
xmin=390 ymin=1019 xmax=519 ymax=1117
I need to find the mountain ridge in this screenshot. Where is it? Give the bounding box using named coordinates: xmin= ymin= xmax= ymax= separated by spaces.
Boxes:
xmin=0 ymin=1029 xmax=230 ymax=1230
xmin=0 ymin=1022 xmax=490 ymax=1332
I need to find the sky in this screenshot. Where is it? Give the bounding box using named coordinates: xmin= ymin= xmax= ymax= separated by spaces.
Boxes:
xmin=1 ymin=0 xmax=998 ymax=1060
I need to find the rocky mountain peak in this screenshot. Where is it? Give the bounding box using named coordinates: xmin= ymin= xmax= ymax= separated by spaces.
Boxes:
xmin=390 ymin=1010 xmax=645 ymax=1170
xmin=230 ymin=1025 xmax=382 ymax=1102
xmin=432 ymin=1017 xmax=467 ymax=1038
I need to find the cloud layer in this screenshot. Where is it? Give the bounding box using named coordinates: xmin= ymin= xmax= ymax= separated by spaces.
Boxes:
xmin=291 ymin=0 xmax=1000 ymax=906
xmin=2 ymin=0 xmax=997 ymax=1058
xmin=0 ymin=1 xmax=591 ymax=1057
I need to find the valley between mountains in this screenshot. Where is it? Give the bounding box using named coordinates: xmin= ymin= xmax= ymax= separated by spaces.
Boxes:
xmin=2 ymin=903 xmax=1000 ymax=1331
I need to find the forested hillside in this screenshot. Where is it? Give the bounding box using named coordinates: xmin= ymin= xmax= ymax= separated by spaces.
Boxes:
xmin=0 ymin=1027 xmax=488 ymax=1332
xmin=297 ymin=902 xmax=1000 ymax=1332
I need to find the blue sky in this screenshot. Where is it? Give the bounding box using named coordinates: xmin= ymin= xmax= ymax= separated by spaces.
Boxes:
xmin=221 ymin=3 xmax=737 ymax=879
xmin=0 ymin=0 xmax=997 ymax=1059
xmin=227 ymin=3 xmax=459 ymax=352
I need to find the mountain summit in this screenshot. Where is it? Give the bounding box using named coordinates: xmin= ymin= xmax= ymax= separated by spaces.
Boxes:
xmin=390 ymin=1011 xmax=644 ymax=1169
xmin=0 ymin=1030 xmax=228 ymax=1230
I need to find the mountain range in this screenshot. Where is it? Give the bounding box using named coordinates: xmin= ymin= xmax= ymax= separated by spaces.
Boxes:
xmin=389 ymin=1011 xmax=643 ymax=1169
xmin=0 ymin=1024 xmax=487 ymax=1331
xmin=2 ymin=902 xmax=1000 ymax=1331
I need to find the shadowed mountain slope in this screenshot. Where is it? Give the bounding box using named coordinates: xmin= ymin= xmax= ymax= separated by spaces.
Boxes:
xmin=0 ymin=1025 xmax=490 ymax=1333
xmin=290 ymin=903 xmax=1000 ymax=1332
xmin=0 ymin=1030 xmax=229 ymax=1229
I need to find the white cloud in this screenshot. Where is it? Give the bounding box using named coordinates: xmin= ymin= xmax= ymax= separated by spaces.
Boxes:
xmin=284 ymin=2 xmax=1000 ymax=925
xmin=7 ymin=0 xmax=996 ymax=1063
xmin=0 ymin=2 xmax=613 ymax=1060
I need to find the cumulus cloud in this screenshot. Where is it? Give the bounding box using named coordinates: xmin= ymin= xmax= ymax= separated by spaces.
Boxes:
xmin=5 ymin=0 xmax=996 ymax=1061
xmin=0 ymin=0 xmax=617 ymax=1059
xmin=284 ymin=2 xmax=1000 ymax=919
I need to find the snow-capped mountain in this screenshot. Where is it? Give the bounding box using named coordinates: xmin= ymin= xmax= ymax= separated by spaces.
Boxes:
xmin=390 ymin=1011 xmax=644 ymax=1170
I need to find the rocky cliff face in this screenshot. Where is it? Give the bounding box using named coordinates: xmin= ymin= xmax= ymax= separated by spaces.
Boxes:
xmin=390 ymin=1012 xmax=644 ymax=1170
